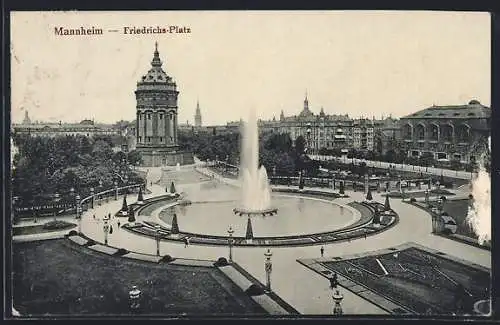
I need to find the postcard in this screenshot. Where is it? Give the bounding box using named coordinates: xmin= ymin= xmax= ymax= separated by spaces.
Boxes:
xmin=9 ymin=10 xmax=492 ymax=318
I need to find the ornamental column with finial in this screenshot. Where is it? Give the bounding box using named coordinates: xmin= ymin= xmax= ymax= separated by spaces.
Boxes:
xmin=264 ymin=249 xmax=273 ymax=292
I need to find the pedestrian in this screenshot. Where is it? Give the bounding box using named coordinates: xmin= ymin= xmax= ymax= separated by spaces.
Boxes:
xmin=117 ymin=220 xmax=121 ymax=228
xmin=150 ymin=181 xmax=152 ymax=187
xmin=184 ymin=237 xmax=188 ymax=248
xmin=93 ymin=214 xmax=95 ymax=219
xmin=320 ymin=246 xmax=324 ymax=257
xmin=364 ymin=232 xmax=367 ymax=240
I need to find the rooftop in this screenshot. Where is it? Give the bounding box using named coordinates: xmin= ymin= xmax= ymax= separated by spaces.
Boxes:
xmin=401 ymin=100 xmax=491 ymax=119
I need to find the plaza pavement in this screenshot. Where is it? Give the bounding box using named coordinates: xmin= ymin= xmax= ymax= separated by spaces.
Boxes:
xmin=77 ymin=162 xmax=490 ymax=315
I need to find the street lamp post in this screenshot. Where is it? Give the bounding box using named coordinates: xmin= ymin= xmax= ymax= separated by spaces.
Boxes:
xmin=155 ymin=225 xmax=161 ymax=256
xmin=103 ymin=218 xmax=110 ymax=245
xmin=227 ymin=226 xmax=234 ymax=262
xmin=69 ymin=187 xmax=75 ymax=216
xmin=90 ymin=187 xmax=95 ymax=209
xmin=264 ymin=249 xmax=273 ymax=291
xmin=114 ymin=181 xmax=118 ymax=200
xmin=75 ymin=194 xmax=82 ymax=233
xmin=98 ymin=180 xmax=103 ymax=205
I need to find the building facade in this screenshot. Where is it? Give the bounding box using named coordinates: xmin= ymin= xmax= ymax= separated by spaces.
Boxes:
xmin=12 ymin=119 xmax=118 ymax=137
xmin=135 ymin=43 xmax=194 ymax=167
xmin=399 ymin=100 xmax=490 ymax=164
xmin=275 ymin=95 xmax=377 ymax=154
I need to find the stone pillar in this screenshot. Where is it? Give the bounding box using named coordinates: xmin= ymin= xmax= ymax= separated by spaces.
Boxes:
xmin=264 ymin=249 xmax=273 ymax=291
xmin=332 ymin=289 xmax=344 ymax=315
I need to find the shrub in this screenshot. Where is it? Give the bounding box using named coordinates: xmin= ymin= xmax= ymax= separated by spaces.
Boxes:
xmin=441 ymin=228 xmax=452 ymax=235
xmin=43 ymin=220 xmax=74 ymax=230
xmin=86 ymin=239 xmax=96 ymax=246
xmin=160 ymin=255 xmax=174 ymax=263
xmin=68 ymin=230 xmax=78 ymax=236
xmin=114 ymin=248 xmax=129 ymax=256
xmin=214 ymin=257 xmax=229 ymax=267
xmin=245 ymin=284 xmax=265 ymax=296
xmin=410 ymin=198 xmax=416 ymax=203
xmin=440 ymin=196 xmax=447 ymax=202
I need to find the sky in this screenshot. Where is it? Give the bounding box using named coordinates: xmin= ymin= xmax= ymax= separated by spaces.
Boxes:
xmin=11 ymin=11 xmax=491 ymax=126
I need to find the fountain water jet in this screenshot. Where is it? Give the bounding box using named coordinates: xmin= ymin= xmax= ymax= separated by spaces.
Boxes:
xmin=466 ymin=136 xmax=491 ymax=245
xmin=233 ymin=107 xmax=276 ymax=216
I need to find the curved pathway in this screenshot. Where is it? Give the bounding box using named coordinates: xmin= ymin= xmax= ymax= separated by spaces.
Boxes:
xmin=78 ymin=163 xmax=490 ymax=315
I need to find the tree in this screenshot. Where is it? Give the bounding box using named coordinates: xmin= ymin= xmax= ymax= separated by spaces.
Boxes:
xmin=128 ymin=205 xmax=135 ymax=223
xmin=295 ymin=135 xmax=306 ymax=156
xmin=245 ymin=217 xmax=253 ymax=240
xmin=121 ymin=194 xmax=128 ymax=212
xmin=366 ymin=189 xmax=373 ymax=201
xmin=276 ymin=153 xmax=296 ymax=175
xmin=384 ymin=195 xmax=391 ymax=211
xmin=419 ymin=152 xmax=435 ymax=168
xmin=127 ymin=150 xmax=142 ymax=166
xmin=171 ymin=213 xmax=179 ymax=234
xmin=339 ymin=181 xmax=345 ymax=195
xmin=318 ymin=147 xmax=329 ymax=155
xmin=373 ymin=209 xmax=381 ymax=224
xmin=137 ymin=187 xmax=144 ymax=202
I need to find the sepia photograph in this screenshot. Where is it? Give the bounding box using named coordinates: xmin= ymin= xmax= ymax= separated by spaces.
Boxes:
xmin=7 ymin=10 xmax=492 ymax=318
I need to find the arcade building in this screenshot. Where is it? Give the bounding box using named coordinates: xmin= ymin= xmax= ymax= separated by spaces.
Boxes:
xmin=399 ymin=100 xmax=491 ymax=164
xmin=135 ymin=43 xmax=194 ymax=167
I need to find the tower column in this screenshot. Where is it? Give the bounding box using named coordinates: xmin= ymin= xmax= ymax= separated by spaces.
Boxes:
xmin=173 ymin=113 xmax=178 ymax=145
xmin=152 ymin=110 xmax=158 ymax=145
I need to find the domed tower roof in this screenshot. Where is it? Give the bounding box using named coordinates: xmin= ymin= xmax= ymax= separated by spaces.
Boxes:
xmin=138 ymin=42 xmax=174 ymax=85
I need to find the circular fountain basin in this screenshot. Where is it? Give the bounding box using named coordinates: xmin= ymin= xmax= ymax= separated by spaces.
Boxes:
xmin=158 ymin=194 xmax=359 ymax=238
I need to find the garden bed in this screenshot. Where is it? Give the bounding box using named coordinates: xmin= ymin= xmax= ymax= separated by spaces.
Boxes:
xmin=13 ymin=221 xmax=76 ymax=236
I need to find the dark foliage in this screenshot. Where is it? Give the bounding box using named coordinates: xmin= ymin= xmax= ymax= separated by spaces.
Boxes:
xmin=214 ymin=257 xmax=229 ymax=267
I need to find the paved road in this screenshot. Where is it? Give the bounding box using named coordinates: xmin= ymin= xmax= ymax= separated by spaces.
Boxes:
xmin=77 ymin=163 xmax=490 ymax=315
xmin=310 ymin=155 xmax=476 ymax=180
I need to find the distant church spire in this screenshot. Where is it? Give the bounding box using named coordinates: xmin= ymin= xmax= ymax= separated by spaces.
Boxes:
xmin=23 ymin=110 xmax=31 ymax=124
xmin=304 ymin=90 xmax=309 ymax=110
xmin=195 ymin=99 xmax=202 ymax=127
xmin=280 ymin=109 xmax=285 ymax=121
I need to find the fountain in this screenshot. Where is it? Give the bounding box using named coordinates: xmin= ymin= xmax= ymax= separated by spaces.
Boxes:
xmin=233 ymin=107 xmax=277 ymax=217
xmin=466 ymin=137 xmax=491 ymax=245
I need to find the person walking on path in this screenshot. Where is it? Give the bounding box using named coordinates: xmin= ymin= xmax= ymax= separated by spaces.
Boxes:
xmin=184 ymin=237 xmax=188 ymax=248
xmin=117 ymin=220 xmax=121 ymax=228
xmin=320 ymin=246 xmax=324 ymax=257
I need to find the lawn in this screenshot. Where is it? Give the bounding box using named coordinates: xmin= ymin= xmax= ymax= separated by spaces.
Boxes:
xmin=12 ymin=240 xmax=266 ymax=316
xmin=322 ymin=247 xmax=490 ymax=315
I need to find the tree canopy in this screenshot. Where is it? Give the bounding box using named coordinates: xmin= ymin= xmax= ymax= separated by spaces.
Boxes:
xmin=12 ymin=134 xmax=143 ymax=205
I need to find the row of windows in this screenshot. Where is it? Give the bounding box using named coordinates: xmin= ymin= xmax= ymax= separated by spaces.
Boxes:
xmin=138 ymin=136 xmax=175 ymax=142
xmin=138 ymin=114 xmax=174 ymax=120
